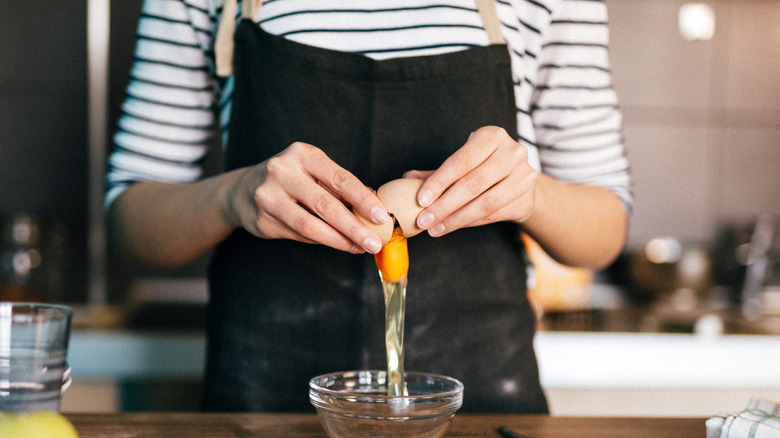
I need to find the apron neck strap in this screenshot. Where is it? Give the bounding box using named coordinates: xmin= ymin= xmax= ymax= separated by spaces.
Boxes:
xmin=475 ymin=0 xmax=504 ymax=45
xmin=215 ymin=0 xmax=238 ymax=77
xmin=215 ymin=0 xmax=263 ymax=77
xmin=242 ymin=0 xmax=262 ymax=20
xmin=217 ymin=0 xmax=501 ymax=77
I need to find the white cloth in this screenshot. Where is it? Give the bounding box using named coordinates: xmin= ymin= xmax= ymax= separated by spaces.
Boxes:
xmin=707 ymin=398 xmax=780 ymax=438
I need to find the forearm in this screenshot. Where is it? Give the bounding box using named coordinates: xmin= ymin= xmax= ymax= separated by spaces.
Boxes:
xmin=107 ymin=169 xmax=245 ymax=269
xmin=521 ymin=173 xmax=628 ymax=269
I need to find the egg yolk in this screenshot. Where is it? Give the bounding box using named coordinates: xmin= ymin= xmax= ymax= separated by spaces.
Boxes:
xmin=374 ymin=226 xmax=408 ymax=283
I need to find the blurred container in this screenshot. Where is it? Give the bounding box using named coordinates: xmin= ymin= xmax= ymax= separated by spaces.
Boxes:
xmin=739 ymin=215 xmax=780 ymax=319
xmin=0 ymin=302 xmax=73 ymax=412
xmin=608 ymin=237 xmax=713 ymax=306
xmin=522 ymin=233 xmax=594 ymax=314
xmin=711 ymin=215 xmax=780 ymax=318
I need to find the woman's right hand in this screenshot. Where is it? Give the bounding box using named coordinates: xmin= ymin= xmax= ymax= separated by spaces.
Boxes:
xmin=225 ymin=142 xmax=390 ymax=254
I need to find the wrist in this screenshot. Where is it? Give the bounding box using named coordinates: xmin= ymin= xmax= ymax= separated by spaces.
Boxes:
xmin=216 ymin=166 xmax=252 ymax=231
xmin=516 ymin=171 xmax=546 ymax=228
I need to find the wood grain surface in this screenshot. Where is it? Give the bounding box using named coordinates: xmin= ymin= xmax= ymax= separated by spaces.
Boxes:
xmin=66 ymin=413 xmax=706 ymax=438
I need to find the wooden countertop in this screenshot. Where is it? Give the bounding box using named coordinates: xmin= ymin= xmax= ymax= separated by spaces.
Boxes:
xmin=66 ymin=413 xmax=706 ymax=437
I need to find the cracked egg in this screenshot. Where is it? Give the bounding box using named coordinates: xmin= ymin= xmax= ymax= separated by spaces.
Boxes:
xmin=356 ymin=178 xmax=425 ymax=246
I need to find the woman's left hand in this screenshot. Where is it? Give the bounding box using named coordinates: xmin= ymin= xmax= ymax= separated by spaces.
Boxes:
xmin=405 ymin=126 xmax=538 ymax=237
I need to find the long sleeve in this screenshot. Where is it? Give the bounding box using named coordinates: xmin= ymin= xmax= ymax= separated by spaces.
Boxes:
xmin=105 ymin=0 xmax=220 ymax=207
xmin=530 ymin=0 xmax=632 ymax=212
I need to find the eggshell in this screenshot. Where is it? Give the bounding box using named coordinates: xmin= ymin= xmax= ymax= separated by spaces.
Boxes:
xmin=377 ymin=178 xmax=425 ymax=238
xmin=355 ymin=208 xmax=394 ymax=246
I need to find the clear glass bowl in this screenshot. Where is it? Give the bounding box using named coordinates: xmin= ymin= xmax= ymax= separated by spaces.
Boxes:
xmin=309 ymin=370 xmax=464 ymax=438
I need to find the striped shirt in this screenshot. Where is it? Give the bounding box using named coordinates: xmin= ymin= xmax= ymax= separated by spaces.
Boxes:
xmin=106 ymin=0 xmax=632 ymax=212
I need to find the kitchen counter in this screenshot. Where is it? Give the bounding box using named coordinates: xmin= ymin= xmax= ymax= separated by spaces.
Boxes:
xmin=67 ymin=329 xmax=780 ymax=387
xmin=66 ymin=413 xmax=707 ymax=437
xmin=534 ymin=331 xmax=780 ymax=389
xmin=64 ymin=329 xmax=780 ymax=415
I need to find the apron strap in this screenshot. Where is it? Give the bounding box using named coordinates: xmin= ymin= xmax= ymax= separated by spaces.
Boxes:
xmin=217 ymin=0 xmax=501 ymax=77
xmin=215 ymin=0 xmax=238 ymax=77
xmin=215 ymin=0 xmax=263 ymax=77
xmin=475 ymin=0 xmax=504 ymax=45
xmin=242 ymin=0 xmax=262 ymax=20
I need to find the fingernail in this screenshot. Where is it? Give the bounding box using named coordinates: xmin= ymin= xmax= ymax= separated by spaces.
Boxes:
xmin=364 ymin=238 xmax=382 ymax=254
xmin=417 ymin=212 xmax=435 ymax=229
xmin=371 ymin=206 xmax=389 ymax=224
xmin=429 ymin=223 xmax=445 ymax=237
xmin=418 ymin=190 xmax=433 ymax=207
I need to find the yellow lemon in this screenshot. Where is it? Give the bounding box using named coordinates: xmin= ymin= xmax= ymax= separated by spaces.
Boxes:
xmin=0 ymin=411 xmax=79 ymax=438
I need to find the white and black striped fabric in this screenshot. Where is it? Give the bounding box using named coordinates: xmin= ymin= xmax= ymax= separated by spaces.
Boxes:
xmin=106 ymin=0 xmax=632 ymax=213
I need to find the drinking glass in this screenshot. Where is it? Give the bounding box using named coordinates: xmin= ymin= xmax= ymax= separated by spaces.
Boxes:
xmin=0 ymin=302 xmax=72 ymax=412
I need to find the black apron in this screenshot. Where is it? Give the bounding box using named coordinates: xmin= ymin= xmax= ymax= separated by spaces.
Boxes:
xmin=205 ymin=2 xmax=548 ymax=414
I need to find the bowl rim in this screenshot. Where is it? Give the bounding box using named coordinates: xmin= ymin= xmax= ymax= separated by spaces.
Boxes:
xmin=309 ymin=370 xmax=464 ymax=401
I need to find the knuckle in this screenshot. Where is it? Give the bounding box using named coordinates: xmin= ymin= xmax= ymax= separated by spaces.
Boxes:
xmin=465 ymin=173 xmax=486 ymax=196
xmin=480 ymin=193 xmax=502 ymax=214
xmin=526 ymin=167 xmax=539 ymax=184
xmin=287 ymin=141 xmax=321 ymax=162
xmin=264 ymin=155 xmax=288 ymax=178
xmin=348 ymin=223 xmax=364 ymax=241
xmin=486 ymin=125 xmax=505 ymax=136
xmin=312 ymin=193 xmax=335 ymax=216
xmin=511 ymin=143 xmax=528 ymax=163
xmin=289 ymin=141 xmax=312 ymax=154
xmin=451 ymin=152 xmax=475 ymax=172
xmin=474 ymin=125 xmax=505 ymax=140
xmin=253 ymin=186 xmax=272 ymax=208
xmin=330 ymin=168 xmax=352 ymax=192
xmin=293 ymin=214 xmax=318 ymax=238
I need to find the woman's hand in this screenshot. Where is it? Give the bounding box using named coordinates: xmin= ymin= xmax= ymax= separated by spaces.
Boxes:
xmin=405 ymin=126 xmax=538 ymax=237
xmin=226 ymin=141 xmax=389 ymax=254
xmin=406 ymin=125 xmax=628 ymax=269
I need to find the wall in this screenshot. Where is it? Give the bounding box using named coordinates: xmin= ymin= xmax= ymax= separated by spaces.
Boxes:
xmin=606 ymin=0 xmax=780 ymax=248
xmin=0 ymin=1 xmax=89 ymax=302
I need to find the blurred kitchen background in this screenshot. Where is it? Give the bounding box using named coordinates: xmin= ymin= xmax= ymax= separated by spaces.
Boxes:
xmin=1 ymin=0 xmax=779 ymax=417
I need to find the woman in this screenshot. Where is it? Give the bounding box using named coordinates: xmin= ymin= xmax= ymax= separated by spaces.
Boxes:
xmin=107 ymin=0 xmax=631 ymax=412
